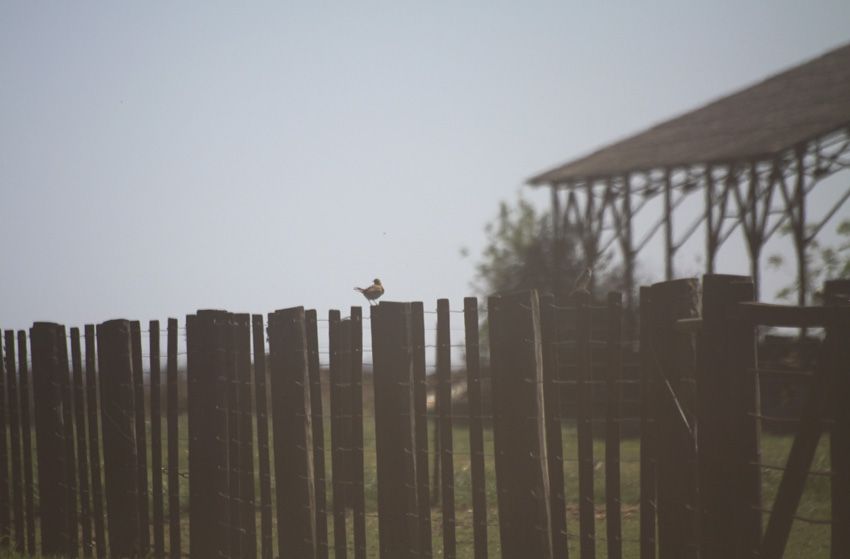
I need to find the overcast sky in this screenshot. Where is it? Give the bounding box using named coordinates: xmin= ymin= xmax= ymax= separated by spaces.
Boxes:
xmin=2 ymin=1 xmax=850 ymax=330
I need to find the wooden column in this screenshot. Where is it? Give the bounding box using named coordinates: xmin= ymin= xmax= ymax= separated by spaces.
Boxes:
xmin=575 ymin=293 xmax=596 ymax=559
xmin=371 ymin=302 xmax=421 ymax=559
xmin=350 ymin=307 xmax=368 ymax=559
xmin=411 ymin=302 xmax=433 ymax=557
xmin=648 ymin=279 xmax=699 ymax=559
xmin=251 ymin=314 xmax=274 ymax=559
xmin=84 ymin=325 xmax=106 ymax=559
xmin=305 ymin=310 xmax=329 ymax=559
xmin=464 ymin=297 xmax=489 ymax=559
xmin=58 ymin=327 xmax=79 ymax=557
xmin=328 ymin=310 xmax=349 ymax=559
xmin=97 ymin=320 xmax=141 ymax=558
xmin=70 ymin=328 xmax=93 ymax=557
xmin=488 ymin=291 xmax=553 ymax=559
xmin=436 ymin=299 xmax=456 ymax=558
xmin=268 ymin=307 xmax=317 ymax=559
xmin=639 ymin=287 xmax=657 ymax=559
xmin=17 ymin=331 xmax=37 ymax=555
xmin=166 ymin=319 xmax=180 ymax=559
xmin=31 ymin=322 xmax=71 ymax=556
xmin=4 ymin=330 xmax=24 ymax=552
xmin=605 ymin=292 xmax=623 ymax=559
xmin=130 ymin=321 xmax=150 ymax=554
xmin=149 ymin=322 xmax=164 ymax=558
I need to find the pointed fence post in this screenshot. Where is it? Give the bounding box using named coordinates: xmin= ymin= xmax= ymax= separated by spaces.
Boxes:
xmin=488 ymin=290 xmax=553 ymax=559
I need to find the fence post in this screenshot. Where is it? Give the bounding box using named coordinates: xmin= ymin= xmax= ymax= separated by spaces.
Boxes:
xmin=463 ymin=297 xmax=489 ymax=559
xmin=647 ymin=279 xmax=700 ymax=559
xmin=305 ymin=310 xmax=329 ymax=559
xmin=605 ymin=292 xmax=624 ymax=559
xmin=96 ymin=319 xmax=141 ymax=558
xmin=17 ymin=330 xmax=36 ymax=555
xmin=71 ymin=327 xmax=93 ymax=557
xmin=638 ymin=288 xmax=657 ymax=559
xmin=149 ymin=321 xmax=164 ymax=558
xmin=539 ymin=294 xmax=567 ymax=558
xmin=0 ymin=330 xmax=8 ymax=549
xmin=166 ymin=318 xmax=181 ymax=559
xmin=575 ymin=293 xmax=595 ymax=559
xmin=84 ymin=325 xmax=106 ymax=559
xmin=697 ymin=275 xmax=758 ymax=558
xmin=350 ymin=306 xmax=368 ymax=559
xmin=328 ymin=310 xmax=349 ymax=559
xmin=371 ymin=302 xmax=421 ymax=559
xmin=235 ymin=314 xmax=257 ymax=559
xmin=31 ymin=322 xmax=71 ymax=556
xmin=411 ymin=302 xmax=433 ymax=557
xmin=488 ymin=290 xmax=553 ymax=559
xmin=58 ymin=327 xmax=79 ymax=557
xmin=252 ymin=314 xmax=274 ymax=559
xmin=436 ymin=299 xmax=457 ymax=558
xmin=130 ymin=322 xmax=150 ymax=555
xmin=825 ymin=279 xmax=850 ymax=559
xmin=186 ymin=310 xmax=230 ymax=559
xmin=4 ymin=330 xmax=24 ymax=552
xmin=225 ymin=315 xmax=242 ymax=559
xmin=268 ymin=306 xmax=317 ymax=559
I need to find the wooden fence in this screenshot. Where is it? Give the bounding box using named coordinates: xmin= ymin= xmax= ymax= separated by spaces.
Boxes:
xmin=0 ymin=275 xmax=847 ymax=558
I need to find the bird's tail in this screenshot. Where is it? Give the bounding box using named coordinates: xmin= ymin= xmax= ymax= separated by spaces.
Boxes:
xmin=354 ymin=287 xmax=364 ymax=293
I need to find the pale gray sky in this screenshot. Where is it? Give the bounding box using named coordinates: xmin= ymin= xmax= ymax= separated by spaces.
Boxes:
xmin=2 ymin=1 xmax=850 ymax=330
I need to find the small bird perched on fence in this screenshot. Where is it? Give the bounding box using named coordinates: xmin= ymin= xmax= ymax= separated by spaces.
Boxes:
xmin=570 ymin=266 xmax=593 ymax=296
xmin=354 ymin=278 xmax=384 ymax=305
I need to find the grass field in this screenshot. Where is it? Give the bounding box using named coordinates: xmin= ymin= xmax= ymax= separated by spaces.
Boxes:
xmin=2 ymin=407 xmax=832 ymax=558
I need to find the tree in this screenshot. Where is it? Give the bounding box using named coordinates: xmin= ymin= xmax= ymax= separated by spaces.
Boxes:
xmin=464 ymin=195 xmax=621 ymax=298
xmin=768 ymin=219 xmax=850 ymax=303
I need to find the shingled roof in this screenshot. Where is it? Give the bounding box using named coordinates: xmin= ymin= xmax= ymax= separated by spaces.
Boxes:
xmin=529 ymin=42 xmax=850 ymax=185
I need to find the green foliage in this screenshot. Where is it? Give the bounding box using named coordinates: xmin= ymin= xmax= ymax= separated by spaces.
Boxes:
xmin=464 ymin=195 xmax=620 ymax=297
xmin=768 ymin=219 xmax=850 ymax=302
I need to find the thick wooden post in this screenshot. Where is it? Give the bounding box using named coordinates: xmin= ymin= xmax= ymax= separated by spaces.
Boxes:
xmin=411 ymin=302 xmax=433 ymax=557
xmin=605 ymin=292 xmax=623 ymax=559
xmin=824 ymin=279 xmax=850 ymax=559
xmin=305 ymin=310 xmax=329 ymax=559
xmin=17 ymin=331 xmax=36 ymax=555
xmin=638 ymin=288 xmax=657 ymax=559
xmin=488 ymin=291 xmax=553 ymax=559
xmin=71 ymin=328 xmax=93 ymax=557
xmin=575 ymin=293 xmax=595 ymax=559
xmin=464 ymin=297 xmax=489 ymax=559
xmin=648 ymin=279 xmax=699 ymax=559
xmin=84 ymin=325 xmax=106 ymax=559
xmin=540 ymin=294 xmax=567 ymax=558
xmin=130 ymin=322 xmax=150 ymax=554
xmin=149 ymin=322 xmax=164 ymax=558
xmin=436 ymin=299 xmax=457 ymax=558
xmin=31 ymin=322 xmax=71 ymax=556
xmin=252 ymin=314 xmax=274 ymax=559
xmin=268 ymin=307 xmax=317 ymax=559
xmin=328 ymin=310 xmax=349 ymax=559
xmin=58 ymin=327 xmax=79 ymax=557
xmin=186 ymin=310 xmax=230 ymax=559
xmin=225 ymin=315 xmax=242 ymax=559
xmin=165 ymin=319 xmax=180 ymax=559
xmin=4 ymin=330 xmax=24 ymax=552
xmin=371 ymin=302 xmax=421 ymax=559
xmin=0 ymin=331 xmax=9 ymax=548
xmin=350 ymin=307 xmax=368 ymax=559
xmin=697 ymin=275 xmax=759 ymax=559
xmin=97 ymin=320 xmax=141 ymax=558
xmin=235 ymin=314 xmax=257 ymax=559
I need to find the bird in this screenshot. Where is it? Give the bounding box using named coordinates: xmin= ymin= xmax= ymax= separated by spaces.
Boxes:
xmin=570 ymin=266 xmax=593 ymax=296
xmin=354 ymin=278 xmax=384 ymax=306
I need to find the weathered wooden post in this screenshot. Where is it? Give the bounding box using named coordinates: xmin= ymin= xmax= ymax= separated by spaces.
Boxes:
xmin=697 ymin=274 xmax=759 ymax=558
xmin=96 ymin=319 xmax=141 ymax=558
xmin=17 ymin=330 xmax=37 ymax=555
xmin=647 ymin=279 xmax=700 ymax=559
xmin=251 ymin=314 xmax=274 ymax=559
xmin=31 ymin=322 xmax=71 ymax=556
xmin=268 ymin=306 xmax=317 ymax=559
xmin=70 ymin=327 xmax=93 ymax=557
xmin=165 ymin=318 xmax=180 ymax=559
xmin=58 ymin=327 xmax=79 ymax=557
xmin=464 ymin=297 xmax=488 ymax=559
xmin=305 ymin=310 xmax=329 ymax=559
xmin=328 ymin=310 xmax=349 ymax=559
xmin=639 ymin=287 xmax=657 ymax=559
xmin=3 ymin=330 xmax=24 ymax=552
xmin=575 ymin=293 xmax=595 ymax=559
xmin=84 ymin=325 xmax=106 ymax=559
xmin=350 ymin=306 xmax=368 ymax=559
xmin=371 ymin=302 xmax=421 ymax=559
xmin=235 ymin=313 xmax=257 ymax=559
xmin=539 ymin=293 xmax=567 ymax=558
xmin=410 ymin=302 xmax=433 ymax=557
xmin=436 ymin=298 xmax=457 ymax=558
xmin=130 ymin=321 xmax=150 ymax=555
xmin=149 ymin=321 xmax=164 ymax=559
xmin=825 ymin=279 xmax=850 ymax=559
xmin=605 ymin=292 xmax=624 ymax=559
xmin=186 ymin=310 xmax=230 ymax=559
xmin=488 ymin=290 xmax=553 ymax=559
